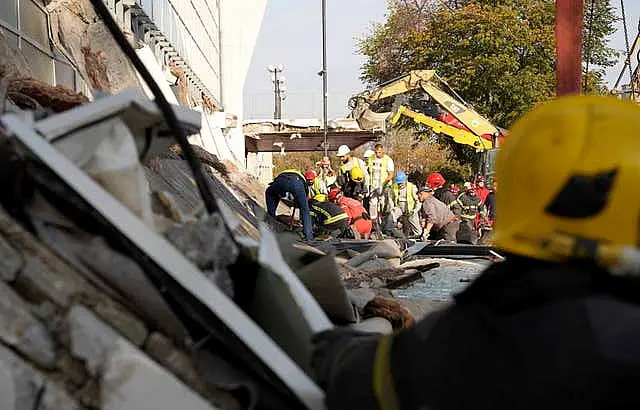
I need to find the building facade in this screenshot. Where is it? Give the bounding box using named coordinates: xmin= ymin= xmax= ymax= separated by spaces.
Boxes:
xmin=0 ymin=0 xmax=267 ymax=167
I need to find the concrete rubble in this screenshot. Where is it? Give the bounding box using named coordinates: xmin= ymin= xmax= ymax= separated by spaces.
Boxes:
xmin=0 ymin=5 xmax=502 ymax=408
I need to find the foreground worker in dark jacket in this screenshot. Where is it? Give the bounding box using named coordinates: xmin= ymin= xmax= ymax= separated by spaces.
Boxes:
xmin=308 ymin=195 xmax=350 ymax=237
xmin=311 ymin=96 xmax=640 ymax=410
xmin=265 ymin=169 xmax=313 ymax=240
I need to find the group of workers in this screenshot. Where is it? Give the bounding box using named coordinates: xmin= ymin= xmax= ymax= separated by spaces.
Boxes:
xmin=311 ymin=96 xmax=640 ymax=409
xmin=265 ymin=142 xmax=495 ymax=243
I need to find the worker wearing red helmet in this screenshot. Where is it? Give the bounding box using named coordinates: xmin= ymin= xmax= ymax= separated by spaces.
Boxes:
xmin=428 ymin=172 xmax=459 ymax=212
xmin=305 ymin=169 xmax=320 ymax=198
xmin=475 ymin=175 xmax=491 ymax=204
xmin=329 ymin=188 xmax=372 ymax=239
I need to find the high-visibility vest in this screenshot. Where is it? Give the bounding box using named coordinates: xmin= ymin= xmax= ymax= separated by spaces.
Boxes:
xmin=393 ymin=182 xmax=417 ymax=214
xmin=368 ymin=155 xmax=392 ymax=186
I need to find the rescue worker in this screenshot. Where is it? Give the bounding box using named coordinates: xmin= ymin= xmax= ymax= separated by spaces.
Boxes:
xmin=485 ymin=180 xmax=496 ymax=224
xmin=428 ymin=172 xmax=458 ymax=211
xmin=312 ymin=96 xmax=640 ymax=410
xmin=329 ymin=187 xmax=372 ymax=240
xmin=475 ymin=175 xmax=491 ymax=204
xmin=265 ymin=169 xmax=313 ymax=241
xmin=416 ymin=186 xmax=459 ymax=242
xmin=456 ymin=182 xmax=487 ymax=244
xmin=390 ymin=171 xmax=421 ymax=238
xmin=449 ymin=184 xmax=459 ymax=197
xmin=305 ymin=170 xmax=320 ymax=198
xmin=308 ymin=194 xmax=350 ymax=238
xmin=367 ymin=144 xmax=394 ymax=230
xmin=316 ymin=156 xmax=337 ymax=192
xmin=336 ymin=145 xmax=369 ymax=201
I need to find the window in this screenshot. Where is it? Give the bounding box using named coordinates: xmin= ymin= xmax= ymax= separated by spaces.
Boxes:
xmin=0 ymin=0 xmax=17 ymax=28
xmin=0 ymin=0 xmax=80 ymax=91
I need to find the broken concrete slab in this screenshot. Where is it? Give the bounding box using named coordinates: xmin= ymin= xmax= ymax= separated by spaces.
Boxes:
xmin=0 ymin=343 xmax=80 ymax=410
xmin=102 ymin=339 xmax=216 ymax=410
xmin=0 ymin=235 xmax=22 ymax=282
xmin=0 ymin=280 xmax=56 ymax=368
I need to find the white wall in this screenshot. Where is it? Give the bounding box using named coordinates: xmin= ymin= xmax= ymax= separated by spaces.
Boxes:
xmin=220 ymin=0 xmax=268 ymax=167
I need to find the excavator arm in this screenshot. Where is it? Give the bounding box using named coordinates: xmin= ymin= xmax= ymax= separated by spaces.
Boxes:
xmin=350 ymin=70 xmax=505 ymax=150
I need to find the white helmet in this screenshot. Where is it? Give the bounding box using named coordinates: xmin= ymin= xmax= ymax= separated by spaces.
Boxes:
xmin=337 ymin=145 xmax=351 ymax=157
xmin=363 ymin=149 xmax=375 ymax=158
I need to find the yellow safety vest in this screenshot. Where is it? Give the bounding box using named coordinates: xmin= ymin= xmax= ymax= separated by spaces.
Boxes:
xmin=340 ymin=158 xmax=359 ymax=174
xmin=393 ymin=182 xmax=416 ymax=213
xmin=368 ymin=155 xmax=392 ymax=186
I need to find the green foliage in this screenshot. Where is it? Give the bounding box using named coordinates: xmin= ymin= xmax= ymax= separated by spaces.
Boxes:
xmin=359 ymin=0 xmax=619 ymax=130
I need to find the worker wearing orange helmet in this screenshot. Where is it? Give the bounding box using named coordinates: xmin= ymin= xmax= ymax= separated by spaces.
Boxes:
xmin=329 ymin=188 xmax=372 ymax=239
xmin=312 ymin=96 xmax=640 ymax=410
xmin=305 ymin=169 xmax=320 ymax=198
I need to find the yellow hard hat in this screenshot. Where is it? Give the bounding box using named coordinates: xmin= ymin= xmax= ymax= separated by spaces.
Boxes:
xmin=314 ymin=194 xmax=327 ymax=202
xmin=350 ymin=166 xmax=365 ymax=183
xmin=494 ymin=95 xmax=640 ymax=264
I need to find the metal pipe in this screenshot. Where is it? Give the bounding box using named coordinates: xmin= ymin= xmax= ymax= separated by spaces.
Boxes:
xmin=322 ymin=0 xmax=328 ymax=155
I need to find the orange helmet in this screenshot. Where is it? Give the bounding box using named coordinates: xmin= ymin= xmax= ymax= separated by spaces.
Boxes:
xmin=427 ymin=172 xmax=446 ymax=189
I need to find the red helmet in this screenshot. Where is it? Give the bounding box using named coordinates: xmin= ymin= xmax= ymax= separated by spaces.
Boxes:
xmin=305 ymin=170 xmax=317 ymax=181
xmin=476 ymin=175 xmax=485 ymax=183
xmin=328 ymin=187 xmax=343 ymax=201
xmin=449 ymin=184 xmax=459 ymax=195
xmin=427 ymin=172 xmax=446 ymax=189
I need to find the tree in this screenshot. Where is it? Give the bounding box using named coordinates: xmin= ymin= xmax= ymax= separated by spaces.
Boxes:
xmin=360 ymin=0 xmax=619 ymax=126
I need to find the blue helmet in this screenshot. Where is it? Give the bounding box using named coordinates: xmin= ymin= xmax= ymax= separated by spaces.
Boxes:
xmin=395 ymin=171 xmax=407 ymax=184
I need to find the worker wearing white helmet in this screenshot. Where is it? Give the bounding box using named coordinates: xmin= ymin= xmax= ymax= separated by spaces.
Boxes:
xmin=336 ymin=145 xmax=369 ymax=200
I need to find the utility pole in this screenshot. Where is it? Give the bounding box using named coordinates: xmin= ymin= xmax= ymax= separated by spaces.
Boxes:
xmin=321 ymin=0 xmax=328 ymax=155
xmin=267 ymin=65 xmax=286 ymax=119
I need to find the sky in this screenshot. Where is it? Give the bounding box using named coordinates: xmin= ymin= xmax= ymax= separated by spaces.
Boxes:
xmin=244 ymin=1 xmax=640 ymax=121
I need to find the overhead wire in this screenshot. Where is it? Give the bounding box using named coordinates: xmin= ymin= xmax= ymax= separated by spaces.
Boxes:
xmin=620 ymin=0 xmax=635 ymax=98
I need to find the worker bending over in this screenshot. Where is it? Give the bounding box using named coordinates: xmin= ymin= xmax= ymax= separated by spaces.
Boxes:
xmin=265 ymin=169 xmax=314 ymax=241
xmin=308 ymin=195 xmax=350 ymax=238
xmin=312 ymin=96 xmax=640 ymax=410
xmin=336 ymin=145 xmax=369 ymax=201
xmin=390 ymin=171 xmax=421 ymax=238
xmin=417 ymin=186 xmax=459 ymax=242
xmin=329 ymin=188 xmax=372 ymax=239
xmin=456 ymin=182 xmax=486 ymax=244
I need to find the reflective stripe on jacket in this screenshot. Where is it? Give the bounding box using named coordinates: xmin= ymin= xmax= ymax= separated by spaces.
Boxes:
xmin=456 ymin=193 xmax=486 ymax=220
xmin=310 ymin=201 xmax=349 ymax=225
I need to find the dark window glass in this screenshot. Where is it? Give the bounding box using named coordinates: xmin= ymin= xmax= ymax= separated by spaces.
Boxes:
xmin=21 ymin=41 xmax=53 ymax=83
xmin=55 ymin=60 xmax=75 ymax=90
xmin=0 ymin=0 xmax=17 ymax=27
xmin=20 ymin=0 xmax=49 ymax=50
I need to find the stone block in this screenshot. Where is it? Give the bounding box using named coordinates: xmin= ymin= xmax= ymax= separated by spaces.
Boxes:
xmin=67 ymin=305 xmax=120 ymax=376
xmin=0 ymin=281 xmax=56 ymax=368
xmin=93 ymin=299 xmax=148 ymax=346
xmin=0 ymin=343 xmax=79 ymax=410
xmin=66 ymin=306 xmax=213 ymax=409
xmin=102 ymin=338 xmax=216 ymax=410
xmin=15 ymin=257 xmax=95 ymax=308
xmin=0 ymin=235 xmax=23 ymax=282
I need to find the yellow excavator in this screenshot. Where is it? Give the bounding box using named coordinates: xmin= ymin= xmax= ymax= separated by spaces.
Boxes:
xmin=348 ymin=70 xmax=507 ymax=180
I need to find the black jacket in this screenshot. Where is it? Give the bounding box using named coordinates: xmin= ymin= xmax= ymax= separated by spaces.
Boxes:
xmin=321 ymin=257 xmax=640 ymax=410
